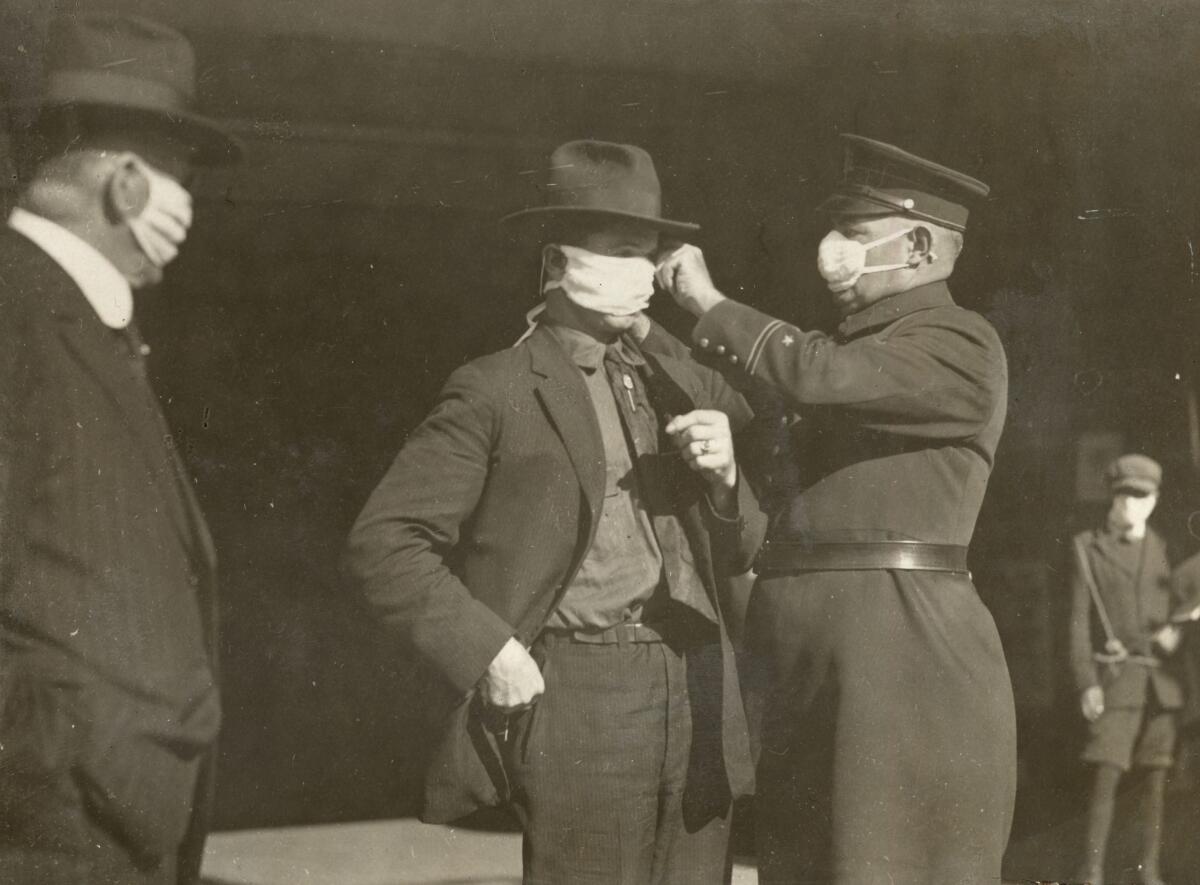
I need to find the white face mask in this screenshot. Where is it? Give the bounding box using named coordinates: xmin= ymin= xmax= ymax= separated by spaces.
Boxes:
xmin=543 ymin=244 xmax=656 ymax=315
xmin=816 ymin=226 xmax=918 ymax=293
xmin=513 ymin=244 xmax=658 ymax=346
xmin=125 ymin=156 xmax=193 ymax=268
xmin=1109 ymin=493 xmax=1158 ymax=537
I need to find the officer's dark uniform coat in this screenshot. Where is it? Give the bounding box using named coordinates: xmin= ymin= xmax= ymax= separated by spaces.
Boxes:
xmin=686 ymin=282 xmax=1015 ymax=885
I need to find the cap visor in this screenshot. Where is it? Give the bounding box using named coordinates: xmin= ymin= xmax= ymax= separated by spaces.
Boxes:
xmin=1112 ymin=480 xmax=1158 ymax=495
xmin=815 ymin=193 xmax=895 ymax=217
xmin=500 ymin=206 xmax=699 ymax=240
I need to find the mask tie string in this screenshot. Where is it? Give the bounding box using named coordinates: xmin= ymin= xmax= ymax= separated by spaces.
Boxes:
xmin=513 ymin=303 xmax=546 ymax=347
xmin=514 ymin=249 xmax=552 ymax=346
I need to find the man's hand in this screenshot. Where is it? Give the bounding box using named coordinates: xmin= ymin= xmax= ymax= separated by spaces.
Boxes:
xmin=655 ymin=245 xmax=727 ymax=317
xmin=479 ymin=637 xmax=544 ymax=713
xmin=666 ymin=410 xmax=737 ymax=502
xmin=1153 ymin=624 xmax=1182 ymax=655
xmin=1081 ymin=686 xmax=1105 ymax=722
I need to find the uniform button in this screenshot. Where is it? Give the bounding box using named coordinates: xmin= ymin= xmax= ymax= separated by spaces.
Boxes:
xmin=729 ymin=354 xmax=739 ymax=364
xmin=187 ymin=572 xmax=200 ymax=587
xmin=715 ymin=345 xmax=726 ymax=355
xmin=698 ymin=338 xmax=710 ymax=349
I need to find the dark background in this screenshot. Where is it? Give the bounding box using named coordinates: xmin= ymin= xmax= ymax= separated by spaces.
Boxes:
xmin=4 ymin=0 xmax=1200 ymax=880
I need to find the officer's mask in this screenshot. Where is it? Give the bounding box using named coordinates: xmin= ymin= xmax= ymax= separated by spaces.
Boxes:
xmin=817 ymin=226 xmax=923 ymax=293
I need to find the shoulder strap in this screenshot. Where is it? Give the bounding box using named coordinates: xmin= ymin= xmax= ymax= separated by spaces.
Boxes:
xmin=1074 ymin=533 xmax=1120 ymax=649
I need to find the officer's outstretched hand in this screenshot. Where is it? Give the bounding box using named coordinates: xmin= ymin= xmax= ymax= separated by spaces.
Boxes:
xmin=480 ymin=637 xmax=544 ymax=713
xmin=656 ymin=244 xmax=727 ymax=318
xmin=1081 ymin=685 xmax=1105 ymax=722
xmin=667 ymin=409 xmax=738 ymax=512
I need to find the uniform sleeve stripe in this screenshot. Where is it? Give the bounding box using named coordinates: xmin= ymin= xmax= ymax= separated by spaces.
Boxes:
xmin=747 ymin=319 xmax=786 ymax=374
xmin=746 ymin=319 xmax=784 ymax=372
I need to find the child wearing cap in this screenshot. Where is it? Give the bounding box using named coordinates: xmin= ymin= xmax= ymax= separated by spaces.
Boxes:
xmin=1069 ymin=454 xmax=1191 ymax=885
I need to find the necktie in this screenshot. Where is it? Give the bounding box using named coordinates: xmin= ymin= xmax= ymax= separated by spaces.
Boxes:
xmin=602 ymin=343 xmax=716 ymax=624
xmin=602 ymin=344 xmax=657 ymax=458
xmin=603 ymin=344 xmax=725 ymax=820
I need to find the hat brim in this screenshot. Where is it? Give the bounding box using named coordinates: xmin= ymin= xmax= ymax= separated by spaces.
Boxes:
xmin=499 ymin=206 xmax=700 ymax=240
xmin=28 ymin=100 xmax=242 ymax=167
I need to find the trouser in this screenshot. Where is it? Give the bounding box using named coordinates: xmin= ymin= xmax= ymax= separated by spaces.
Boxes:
xmin=1079 ymin=763 xmax=1169 ymax=883
xmin=506 ymin=628 xmax=732 ymax=885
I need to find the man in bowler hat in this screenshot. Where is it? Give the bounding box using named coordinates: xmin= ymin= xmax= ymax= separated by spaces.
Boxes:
xmin=1070 ymin=454 xmax=1194 ymax=885
xmin=655 ymin=134 xmax=1016 ymax=883
xmin=346 ymin=140 xmax=766 ymax=883
xmin=0 ymin=13 xmax=239 ymax=883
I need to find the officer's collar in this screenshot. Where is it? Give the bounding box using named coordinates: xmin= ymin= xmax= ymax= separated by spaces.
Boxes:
xmin=837 ymin=281 xmax=956 ymax=339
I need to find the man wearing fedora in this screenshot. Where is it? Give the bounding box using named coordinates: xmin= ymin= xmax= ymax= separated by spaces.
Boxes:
xmin=656 ymin=134 xmax=1016 ymax=883
xmin=1069 ymin=454 xmax=1194 ymax=885
xmin=0 ymin=13 xmax=239 ymax=884
xmin=347 ymin=139 xmax=765 ymax=883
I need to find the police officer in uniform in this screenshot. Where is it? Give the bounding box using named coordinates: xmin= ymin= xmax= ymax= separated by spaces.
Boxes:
xmin=1070 ymin=455 xmax=1192 ymax=885
xmin=656 ymin=134 xmax=1016 ymax=884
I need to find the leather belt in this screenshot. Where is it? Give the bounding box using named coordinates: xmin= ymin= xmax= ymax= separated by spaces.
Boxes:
xmin=755 ymin=541 xmax=970 ymax=576
xmin=1094 ymin=652 xmax=1161 ymax=668
xmin=541 ymin=622 xmax=666 ymax=646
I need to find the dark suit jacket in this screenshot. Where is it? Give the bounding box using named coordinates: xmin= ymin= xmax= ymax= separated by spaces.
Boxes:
xmin=346 ymin=323 xmax=766 ymax=823
xmin=0 ymin=230 xmax=219 ymax=873
xmin=1069 ymin=526 xmax=1181 ymax=709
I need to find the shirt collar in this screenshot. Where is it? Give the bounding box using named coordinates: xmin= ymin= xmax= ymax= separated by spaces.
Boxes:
xmin=544 ymin=322 xmax=646 ymax=372
xmin=837 ymin=281 xmax=955 ymax=340
xmin=7 ymin=207 xmax=134 ymax=330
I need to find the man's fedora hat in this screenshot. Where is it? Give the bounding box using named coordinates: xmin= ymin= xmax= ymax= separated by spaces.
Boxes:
xmin=817 ymin=134 xmax=988 ymax=233
xmin=501 ymin=140 xmax=699 ymax=238
xmin=27 ymin=13 xmax=241 ymax=166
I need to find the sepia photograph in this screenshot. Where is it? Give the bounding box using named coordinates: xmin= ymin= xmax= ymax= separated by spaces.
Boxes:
xmin=1 ymin=1 xmax=1199 ymax=883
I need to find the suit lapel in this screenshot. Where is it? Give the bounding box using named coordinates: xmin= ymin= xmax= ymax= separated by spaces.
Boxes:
xmin=1091 ymin=530 xmax=1137 ymax=579
xmin=639 ymin=350 xmax=724 ymax=611
xmin=43 ymin=260 xmax=208 ymax=570
xmin=642 ymin=350 xmax=703 ymax=416
xmin=1088 ymin=529 xmax=1147 ymax=630
xmin=527 ymin=326 xmax=606 ymax=532
xmin=168 ymin=450 xmax=218 ymax=573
